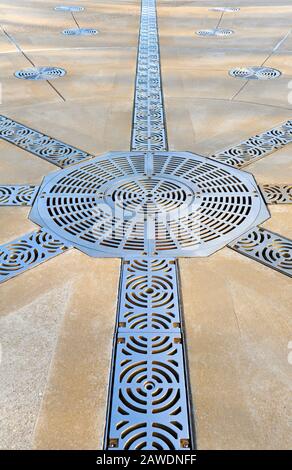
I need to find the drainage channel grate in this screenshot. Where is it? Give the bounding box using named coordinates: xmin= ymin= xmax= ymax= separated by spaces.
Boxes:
xmin=62 ymin=28 xmax=98 ymax=35
xmin=0 ymin=228 xmax=70 ymax=282
xmin=260 ymin=184 xmax=292 ymax=204
xmin=209 ymin=7 xmax=240 ymax=12
xmin=229 ymin=66 xmax=281 ymax=80
xmin=229 ymin=226 xmax=292 ymax=277
xmin=14 ymin=66 xmax=66 ymax=80
xmin=212 ymin=119 xmax=292 ymax=168
xmin=29 ymin=151 xmax=269 ymax=258
xmin=131 ymin=0 xmax=167 ymax=151
xmin=0 ymin=115 xmax=93 ymax=167
xmin=54 ymin=5 xmax=84 ymax=11
xmin=104 ymin=258 xmax=192 ymax=450
xmin=196 ymin=29 xmax=234 ymax=37
xmin=0 ymin=185 xmax=39 ymax=206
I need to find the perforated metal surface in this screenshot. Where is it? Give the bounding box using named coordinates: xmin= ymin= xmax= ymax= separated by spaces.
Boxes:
xmin=196 ymin=29 xmax=234 ymax=37
xmin=54 ymin=5 xmax=84 ymax=11
xmin=0 ymin=185 xmax=39 ymax=206
xmin=0 ymin=229 xmax=70 ymax=282
xmin=0 ymin=115 xmax=93 ymax=167
xmin=229 ymin=66 xmax=281 ymax=80
xmin=105 ymin=258 xmax=192 ymax=450
xmin=131 ymin=0 xmax=167 ymax=151
xmin=14 ymin=67 xmax=66 ymax=80
xmin=212 ymin=119 xmax=292 ymax=168
xmin=229 ymin=226 xmax=292 ymax=277
xmin=62 ymin=28 xmax=98 ymax=35
xmin=260 ymin=184 xmax=292 ymax=204
xmin=30 ymin=151 xmax=269 ymax=258
xmin=210 ymin=7 xmax=240 ymax=12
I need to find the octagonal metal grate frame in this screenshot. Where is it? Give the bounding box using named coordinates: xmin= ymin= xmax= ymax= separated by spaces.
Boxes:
xmin=29 ymin=151 xmax=269 ymax=259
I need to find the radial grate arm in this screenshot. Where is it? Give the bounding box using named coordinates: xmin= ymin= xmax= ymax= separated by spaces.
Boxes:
xmin=0 ymin=184 xmax=39 ymax=206
xmin=104 ymin=257 xmax=193 ymax=450
xmin=0 ymin=228 xmax=71 ymax=283
xmin=228 ymin=226 xmax=292 ymax=277
xmin=260 ymin=184 xmax=292 ymax=204
xmin=0 ymin=115 xmax=94 ymax=168
xmin=211 ymin=119 xmax=292 ymax=168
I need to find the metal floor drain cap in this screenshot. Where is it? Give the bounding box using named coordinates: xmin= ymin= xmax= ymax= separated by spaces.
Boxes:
xmin=62 ymin=28 xmax=98 ymax=35
xmin=14 ymin=67 xmax=66 ymax=80
xmin=210 ymin=7 xmax=240 ymax=12
xmin=196 ymin=29 xmax=234 ymax=37
xmin=229 ymin=66 xmax=281 ymax=80
xmin=54 ymin=5 xmax=84 ymax=11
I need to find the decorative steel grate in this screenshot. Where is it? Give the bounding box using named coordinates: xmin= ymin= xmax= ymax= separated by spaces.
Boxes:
xmin=105 ymin=258 xmax=192 ymax=450
xmin=55 ymin=6 xmax=84 ymax=12
xmin=0 ymin=229 xmax=70 ymax=282
xmin=229 ymin=66 xmax=281 ymax=80
xmin=131 ymin=0 xmax=167 ymax=151
xmin=14 ymin=67 xmax=66 ymax=80
xmin=62 ymin=28 xmax=98 ymax=36
xmin=196 ymin=29 xmax=234 ymax=37
xmin=0 ymin=185 xmax=39 ymax=206
xmin=212 ymin=119 xmax=292 ymax=168
xmin=209 ymin=7 xmax=240 ymax=12
xmin=260 ymin=184 xmax=292 ymax=204
xmin=229 ymin=226 xmax=292 ymax=277
xmin=0 ymin=115 xmax=93 ymax=167
xmin=29 ymin=151 xmax=269 ymax=258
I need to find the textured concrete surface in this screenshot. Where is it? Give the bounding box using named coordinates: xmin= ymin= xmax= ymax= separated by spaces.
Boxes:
xmin=0 ymin=0 xmax=292 ymax=450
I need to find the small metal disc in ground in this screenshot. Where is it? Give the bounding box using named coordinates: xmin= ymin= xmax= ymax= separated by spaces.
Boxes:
xmin=196 ymin=28 xmax=234 ymax=37
xmin=54 ymin=5 xmax=84 ymax=11
xmin=229 ymin=66 xmax=281 ymax=80
xmin=62 ymin=28 xmax=98 ymax=35
xmin=209 ymin=7 xmax=240 ymax=12
xmin=14 ymin=67 xmax=66 ymax=80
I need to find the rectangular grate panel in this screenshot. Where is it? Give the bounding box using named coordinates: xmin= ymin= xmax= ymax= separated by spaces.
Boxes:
xmin=105 ymin=258 xmax=193 ymax=450
xmin=212 ymin=120 xmax=292 ymax=168
xmin=229 ymin=226 xmax=292 ymax=277
xmin=0 ymin=184 xmax=39 ymax=206
xmin=0 ymin=228 xmax=71 ymax=283
xmin=131 ymin=0 xmax=168 ymax=151
xmin=260 ymin=184 xmax=292 ymax=204
xmin=0 ymin=115 xmax=93 ymax=168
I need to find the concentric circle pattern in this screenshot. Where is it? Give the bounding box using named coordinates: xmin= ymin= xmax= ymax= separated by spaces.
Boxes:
xmin=196 ymin=29 xmax=234 ymax=37
xmin=229 ymin=66 xmax=281 ymax=80
xmin=54 ymin=5 xmax=84 ymax=11
xmin=30 ymin=151 xmax=269 ymax=257
xmin=210 ymin=7 xmax=240 ymax=12
xmin=14 ymin=67 xmax=66 ymax=80
xmin=62 ymin=28 xmax=98 ymax=35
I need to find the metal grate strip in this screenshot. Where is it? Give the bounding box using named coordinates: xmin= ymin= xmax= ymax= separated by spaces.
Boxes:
xmin=0 ymin=184 xmax=39 ymax=206
xmin=0 ymin=228 xmax=71 ymax=283
xmin=211 ymin=119 xmax=292 ymax=168
xmin=0 ymin=115 xmax=93 ymax=168
xmin=260 ymin=184 xmax=292 ymax=204
xmin=105 ymin=258 xmax=192 ymax=450
xmin=131 ymin=0 xmax=168 ymax=151
xmin=229 ymin=226 xmax=292 ymax=277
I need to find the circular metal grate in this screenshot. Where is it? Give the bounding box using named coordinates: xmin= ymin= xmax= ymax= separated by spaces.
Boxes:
xmin=229 ymin=66 xmax=281 ymax=80
xmin=54 ymin=5 xmax=84 ymax=11
xmin=30 ymin=151 xmax=269 ymax=257
xmin=209 ymin=7 xmax=240 ymax=12
xmin=196 ymin=29 xmax=234 ymax=37
xmin=62 ymin=28 xmax=98 ymax=35
xmin=14 ymin=67 xmax=66 ymax=80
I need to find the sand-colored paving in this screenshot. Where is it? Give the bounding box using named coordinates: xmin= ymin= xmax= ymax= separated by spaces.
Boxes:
xmin=0 ymin=0 xmax=291 ymax=449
